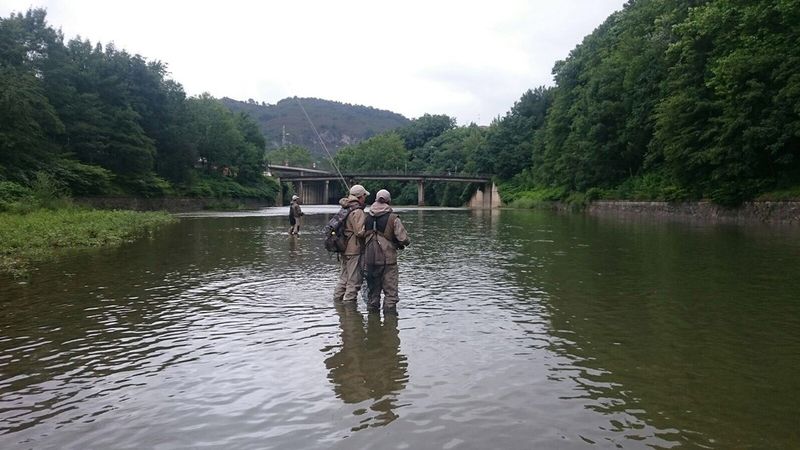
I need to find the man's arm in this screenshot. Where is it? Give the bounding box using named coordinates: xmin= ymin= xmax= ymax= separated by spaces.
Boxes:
xmin=393 ymin=217 xmax=410 ymax=247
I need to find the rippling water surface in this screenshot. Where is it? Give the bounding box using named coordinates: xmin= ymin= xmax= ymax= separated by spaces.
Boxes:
xmin=2 ymin=206 xmax=800 ymax=449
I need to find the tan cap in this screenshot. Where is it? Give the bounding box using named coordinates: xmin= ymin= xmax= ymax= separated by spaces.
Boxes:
xmin=349 ymin=184 xmax=370 ymax=197
xmin=376 ymin=189 xmax=391 ymax=202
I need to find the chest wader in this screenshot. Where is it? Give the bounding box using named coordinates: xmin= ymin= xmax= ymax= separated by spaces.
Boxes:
xmin=361 ymin=214 xmax=396 ymax=310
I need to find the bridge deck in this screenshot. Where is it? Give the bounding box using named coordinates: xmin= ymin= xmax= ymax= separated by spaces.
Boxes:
xmin=278 ymin=173 xmax=491 ymax=183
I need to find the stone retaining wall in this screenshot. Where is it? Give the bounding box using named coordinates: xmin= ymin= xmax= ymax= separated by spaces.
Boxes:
xmin=586 ymin=200 xmax=800 ymax=224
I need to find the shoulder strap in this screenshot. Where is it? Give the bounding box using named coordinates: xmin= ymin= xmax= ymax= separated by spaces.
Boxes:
xmin=383 ymin=214 xmax=397 ymax=243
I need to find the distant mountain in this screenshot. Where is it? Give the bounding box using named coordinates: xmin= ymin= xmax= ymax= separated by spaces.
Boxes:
xmin=221 ymin=97 xmax=410 ymax=156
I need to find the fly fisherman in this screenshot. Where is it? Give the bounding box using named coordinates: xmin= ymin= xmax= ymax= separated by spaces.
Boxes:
xmin=332 ymin=185 xmax=369 ymax=303
xmin=288 ymin=194 xmax=304 ymax=235
xmin=363 ymin=189 xmax=410 ymax=315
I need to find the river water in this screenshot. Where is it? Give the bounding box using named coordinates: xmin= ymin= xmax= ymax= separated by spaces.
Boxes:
xmin=1 ymin=206 xmax=799 ymax=449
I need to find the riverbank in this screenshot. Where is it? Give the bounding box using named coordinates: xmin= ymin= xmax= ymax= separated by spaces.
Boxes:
xmin=547 ymin=200 xmax=800 ymax=224
xmin=0 ymin=209 xmax=176 ymax=277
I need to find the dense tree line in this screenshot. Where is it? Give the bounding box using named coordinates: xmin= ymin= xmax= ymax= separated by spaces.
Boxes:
xmin=5 ymin=1 xmax=797 ymax=209
xmin=0 ymin=9 xmax=278 ymax=203
xmin=522 ymin=0 xmax=800 ymax=205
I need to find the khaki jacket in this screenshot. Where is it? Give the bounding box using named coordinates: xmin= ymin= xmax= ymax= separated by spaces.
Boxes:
xmin=289 ymin=201 xmax=303 ymax=218
xmin=367 ymin=202 xmax=410 ymax=265
xmin=340 ymin=195 xmax=366 ymax=256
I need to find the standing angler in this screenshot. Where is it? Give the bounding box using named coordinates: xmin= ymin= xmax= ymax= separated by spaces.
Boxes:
xmin=332 ymin=185 xmax=369 ymax=302
xmin=288 ymin=194 xmax=304 ymax=235
xmin=363 ymin=189 xmax=410 ymax=315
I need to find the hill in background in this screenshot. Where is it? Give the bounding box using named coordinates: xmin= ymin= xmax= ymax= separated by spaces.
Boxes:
xmin=222 ymin=97 xmax=410 ymax=157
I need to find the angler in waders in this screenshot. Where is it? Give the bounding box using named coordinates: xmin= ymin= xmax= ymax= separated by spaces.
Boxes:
xmin=288 ymin=195 xmax=304 ymax=235
xmin=363 ymin=189 xmax=410 ymax=315
xmin=332 ymin=185 xmax=369 ymax=303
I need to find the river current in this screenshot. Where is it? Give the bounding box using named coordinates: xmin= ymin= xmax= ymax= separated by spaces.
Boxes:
xmin=1 ymin=206 xmax=799 ymax=449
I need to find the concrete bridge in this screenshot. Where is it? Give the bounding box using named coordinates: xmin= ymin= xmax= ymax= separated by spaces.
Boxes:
xmin=267 ymin=164 xmax=500 ymax=208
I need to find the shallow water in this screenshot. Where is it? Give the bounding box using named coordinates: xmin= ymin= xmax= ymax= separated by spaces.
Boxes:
xmin=2 ymin=206 xmax=799 ymax=449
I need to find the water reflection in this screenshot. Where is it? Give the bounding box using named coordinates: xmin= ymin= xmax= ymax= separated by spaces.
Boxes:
xmin=325 ymin=302 xmax=408 ymax=430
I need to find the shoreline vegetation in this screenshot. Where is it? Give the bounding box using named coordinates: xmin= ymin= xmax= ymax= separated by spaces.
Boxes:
xmin=501 ymin=185 xmax=800 ymax=210
xmin=500 ymin=185 xmax=800 ymax=224
xmin=0 ymin=208 xmax=175 ymax=277
xmin=1 ymin=175 xmax=177 ymax=277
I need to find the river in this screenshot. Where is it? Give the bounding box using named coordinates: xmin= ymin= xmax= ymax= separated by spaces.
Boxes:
xmin=1 ymin=206 xmax=799 ymax=449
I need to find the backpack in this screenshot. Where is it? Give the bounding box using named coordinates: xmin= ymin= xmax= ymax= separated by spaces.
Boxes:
xmin=323 ymin=205 xmax=358 ymax=253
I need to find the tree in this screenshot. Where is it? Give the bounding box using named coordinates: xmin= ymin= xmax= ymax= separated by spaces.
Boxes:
xmin=334 ymin=133 xmax=407 ymax=173
xmin=653 ymin=0 xmax=800 ymax=204
xmin=397 ymin=114 xmax=456 ymax=151
xmin=482 ymin=87 xmax=552 ymax=179
xmin=265 ymin=145 xmax=314 ymax=168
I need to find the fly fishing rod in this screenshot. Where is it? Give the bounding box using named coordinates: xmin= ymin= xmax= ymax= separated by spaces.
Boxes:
xmin=294 ymin=97 xmax=350 ymax=192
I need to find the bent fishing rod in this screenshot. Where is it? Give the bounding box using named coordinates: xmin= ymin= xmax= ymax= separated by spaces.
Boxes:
xmin=294 ymin=97 xmax=350 ymax=192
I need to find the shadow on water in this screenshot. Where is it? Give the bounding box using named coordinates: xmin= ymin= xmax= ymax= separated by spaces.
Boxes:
xmin=324 ymin=302 xmax=408 ymax=431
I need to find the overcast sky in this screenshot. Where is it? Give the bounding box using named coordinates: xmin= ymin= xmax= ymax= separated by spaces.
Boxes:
xmin=2 ymin=0 xmax=626 ymax=125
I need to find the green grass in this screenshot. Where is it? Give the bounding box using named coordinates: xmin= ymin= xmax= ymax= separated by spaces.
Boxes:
xmin=756 ymin=186 xmax=800 ymax=201
xmin=0 ymin=208 xmax=176 ymax=277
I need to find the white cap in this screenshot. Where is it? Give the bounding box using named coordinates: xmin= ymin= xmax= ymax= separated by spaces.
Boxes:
xmin=376 ymin=189 xmax=391 ymax=202
xmin=349 ymin=184 xmax=370 ymax=197
xmin=291 ymin=194 xmax=299 ymax=200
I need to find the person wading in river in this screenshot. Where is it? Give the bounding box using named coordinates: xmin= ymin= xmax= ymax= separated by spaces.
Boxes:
xmin=363 ymin=189 xmax=410 ymax=315
xmin=288 ymin=194 xmax=304 ymax=235
xmin=332 ymin=185 xmax=369 ymax=303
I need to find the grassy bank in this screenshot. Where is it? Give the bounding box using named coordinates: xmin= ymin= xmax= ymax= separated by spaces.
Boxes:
xmin=0 ymin=208 xmax=176 ymax=277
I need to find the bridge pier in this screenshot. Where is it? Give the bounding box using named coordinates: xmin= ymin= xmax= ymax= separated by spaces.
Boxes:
xmin=324 ymin=181 xmax=329 ymax=205
xmin=467 ymin=183 xmax=501 ymax=209
xmin=417 ymin=180 xmax=425 ymax=206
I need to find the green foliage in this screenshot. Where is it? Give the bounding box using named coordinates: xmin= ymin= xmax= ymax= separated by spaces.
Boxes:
xmin=0 ymin=8 xmax=275 ymax=203
xmin=503 ymin=186 xmax=567 ymax=209
xmin=266 ymin=145 xmax=314 ymax=168
xmin=30 ymin=171 xmax=71 ymax=209
xmin=489 ymin=0 xmax=800 ymax=206
xmin=0 ymin=181 xmax=33 ymax=212
xmin=334 ymin=133 xmax=408 ymax=173
xmin=653 ymin=0 xmax=800 ymax=205
xmin=482 ymin=87 xmax=552 ymax=179
xmin=604 ymin=172 xmax=690 ymax=202
xmin=757 ymin=185 xmax=800 ymax=201
xmin=397 ymin=114 xmax=457 ymax=151
xmin=182 ymin=174 xmax=279 ymax=200
xmin=115 ymin=173 xmax=174 ymax=198
xmin=49 ymin=158 xmax=113 ymax=196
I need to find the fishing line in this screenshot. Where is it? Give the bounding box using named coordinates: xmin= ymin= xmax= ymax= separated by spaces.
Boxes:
xmin=294 ymin=97 xmax=350 ymax=191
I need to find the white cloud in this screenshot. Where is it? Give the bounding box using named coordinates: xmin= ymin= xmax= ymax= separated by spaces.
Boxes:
xmin=1 ymin=0 xmax=626 ymax=125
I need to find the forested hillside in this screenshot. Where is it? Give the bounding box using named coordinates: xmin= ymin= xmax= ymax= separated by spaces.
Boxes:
xmin=509 ymin=0 xmax=800 ymax=205
xmin=221 ymin=97 xmax=410 ymax=157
